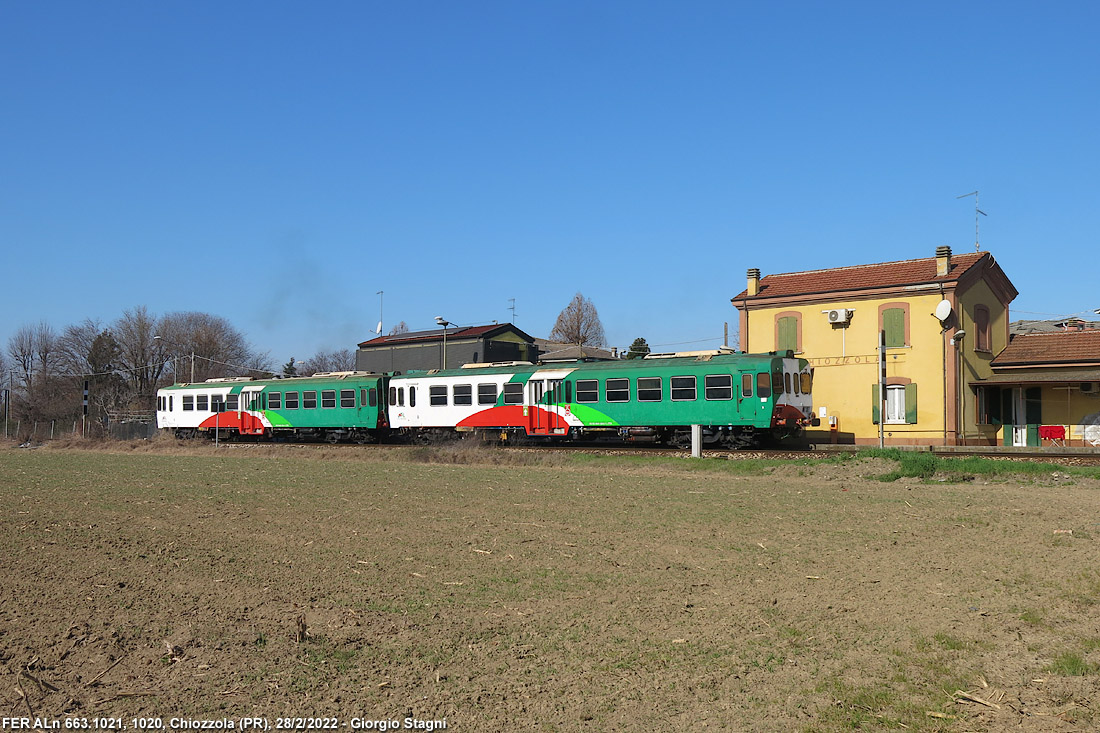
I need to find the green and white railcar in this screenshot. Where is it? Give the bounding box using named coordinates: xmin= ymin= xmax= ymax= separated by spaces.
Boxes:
xmin=156 ymin=372 xmax=387 ymax=442
xmin=388 ymin=351 xmax=814 ymax=448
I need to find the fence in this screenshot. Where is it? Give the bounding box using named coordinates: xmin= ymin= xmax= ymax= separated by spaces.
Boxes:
xmin=1 ymin=411 xmax=156 ymax=443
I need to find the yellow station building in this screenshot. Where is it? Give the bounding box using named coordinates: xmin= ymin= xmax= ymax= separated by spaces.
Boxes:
xmin=732 ymin=247 xmax=1018 ymax=446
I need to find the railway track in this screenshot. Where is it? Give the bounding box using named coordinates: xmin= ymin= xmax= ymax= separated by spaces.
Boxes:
xmin=215 ymin=438 xmax=1100 ymax=464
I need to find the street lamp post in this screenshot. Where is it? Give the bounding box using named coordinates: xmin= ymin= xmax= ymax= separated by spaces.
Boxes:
xmin=435 ymin=316 xmax=451 ymax=370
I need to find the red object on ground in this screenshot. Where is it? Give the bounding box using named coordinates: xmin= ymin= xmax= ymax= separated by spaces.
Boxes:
xmin=1039 ymin=425 xmax=1066 ymax=441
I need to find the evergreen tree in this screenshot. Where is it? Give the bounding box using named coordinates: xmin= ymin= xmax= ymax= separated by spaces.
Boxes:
xmin=625 ymin=337 xmax=650 ymax=359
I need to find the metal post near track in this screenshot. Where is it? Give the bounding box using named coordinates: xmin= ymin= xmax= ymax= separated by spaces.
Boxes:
xmin=691 ymin=424 xmax=702 ymax=458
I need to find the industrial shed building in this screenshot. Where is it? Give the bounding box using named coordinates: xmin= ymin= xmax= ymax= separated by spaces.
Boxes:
xmin=356 ymin=324 xmax=538 ymax=374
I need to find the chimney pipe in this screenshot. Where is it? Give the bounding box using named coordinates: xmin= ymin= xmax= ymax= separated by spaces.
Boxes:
xmin=936 ymin=246 xmax=952 ymax=277
xmin=747 ymin=268 xmax=761 ymax=296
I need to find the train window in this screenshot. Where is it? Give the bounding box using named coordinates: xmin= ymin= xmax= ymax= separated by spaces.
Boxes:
xmin=197 ymin=394 xmax=209 ymax=411
xmin=304 ymin=390 xmax=318 ymax=409
xmin=409 ymin=387 xmax=416 ymax=407
xmin=565 ymin=381 xmax=572 ymax=403
xmin=157 ymin=396 xmax=163 ymax=411
xmin=397 ymin=387 xmax=404 ymax=407
xmin=430 ymin=385 xmax=447 ymax=406
xmin=368 ymin=388 xmax=378 ymax=406
xmin=637 ymin=377 xmax=662 ymax=402
xmin=773 ymin=369 xmax=784 ymax=394
xmin=756 ymin=373 xmax=772 ymax=398
xmin=227 ymin=394 xmax=239 ymax=410
xmin=269 ymin=392 xmax=282 ymax=409
xmin=388 ymin=387 xmax=396 ymax=406
xmin=169 ymin=396 xmax=173 ymax=411
xmin=453 ymin=384 xmax=472 ymax=406
xmin=705 ymin=375 xmax=732 ymax=401
xmin=211 ymin=395 xmax=225 ymax=413
xmin=285 ymin=391 xmax=299 ymax=409
xmin=671 ymin=376 xmax=696 ymax=401
xmin=549 ymin=380 xmax=564 ymax=403
xmin=741 ymin=374 xmax=753 ymax=398
xmin=340 ymin=389 xmax=355 ymax=408
xmin=503 ymin=382 xmax=523 ymax=405
xmin=792 ymin=373 xmax=800 ymax=395
xmin=606 ymin=378 xmax=629 ymax=402
xmin=801 ymin=373 xmax=812 ymax=394
xmin=478 ymin=383 xmax=498 ymax=405
xmin=576 ymin=379 xmax=598 ymax=403
xmin=784 ymin=373 xmax=792 ymax=394
xmin=321 ymin=390 xmax=336 ymax=408
xmin=182 ymin=395 xmax=194 ymax=411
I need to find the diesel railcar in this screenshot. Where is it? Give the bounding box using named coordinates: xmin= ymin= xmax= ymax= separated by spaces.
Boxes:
xmin=387 ymin=350 xmax=815 ymax=448
xmin=156 ymin=372 xmax=387 ymax=442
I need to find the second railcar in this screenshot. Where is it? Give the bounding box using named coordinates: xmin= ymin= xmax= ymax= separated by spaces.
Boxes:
xmin=387 ymin=350 xmax=814 ymax=448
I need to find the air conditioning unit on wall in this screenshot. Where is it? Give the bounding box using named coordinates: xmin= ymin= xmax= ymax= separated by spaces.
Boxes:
xmin=826 ymin=308 xmax=852 ymax=324
xmin=1081 ymin=382 xmax=1098 ymax=395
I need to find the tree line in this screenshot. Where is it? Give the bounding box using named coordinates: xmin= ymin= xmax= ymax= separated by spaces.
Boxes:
xmin=2 ymin=307 xmax=352 ymax=438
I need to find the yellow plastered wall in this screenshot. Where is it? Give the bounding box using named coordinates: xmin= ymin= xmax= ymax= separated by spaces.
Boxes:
xmin=742 ymin=293 xmax=963 ymax=445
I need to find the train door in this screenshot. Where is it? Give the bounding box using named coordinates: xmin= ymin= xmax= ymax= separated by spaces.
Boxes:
xmin=738 ymin=371 xmax=758 ymax=421
xmin=240 ymin=388 xmax=266 ymax=435
xmin=528 ymin=379 xmax=545 ymax=434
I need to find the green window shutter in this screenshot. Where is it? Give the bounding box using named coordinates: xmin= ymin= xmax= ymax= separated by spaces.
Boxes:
xmin=777 ymin=317 xmax=797 ymax=352
xmin=871 ymin=384 xmax=880 ymax=424
xmin=904 ymin=383 xmax=918 ymax=424
xmin=884 ymin=309 xmax=906 ymax=347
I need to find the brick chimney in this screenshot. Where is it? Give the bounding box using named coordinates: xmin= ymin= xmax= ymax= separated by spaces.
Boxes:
xmin=747 ymin=268 xmax=761 ymax=296
xmin=935 ymin=246 xmax=952 ymax=277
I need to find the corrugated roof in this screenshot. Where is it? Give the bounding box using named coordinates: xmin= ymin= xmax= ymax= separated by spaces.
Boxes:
xmin=358 ymin=324 xmax=534 ymax=348
xmin=733 ymin=251 xmax=988 ymax=301
xmin=992 ymin=330 xmax=1100 ymax=367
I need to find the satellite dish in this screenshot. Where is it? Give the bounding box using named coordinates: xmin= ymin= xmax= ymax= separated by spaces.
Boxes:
xmin=934 ymin=299 xmax=953 ymax=322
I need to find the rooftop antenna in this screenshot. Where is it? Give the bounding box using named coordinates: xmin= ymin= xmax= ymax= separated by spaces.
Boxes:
xmin=956 ymin=190 xmax=987 ymax=252
xmin=508 ymin=297 xmax=516 ymax=324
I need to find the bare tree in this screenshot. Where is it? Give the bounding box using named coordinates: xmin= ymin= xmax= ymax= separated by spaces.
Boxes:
xmin=114 ymin=306 xmax=164 ymax=404
xmin=156 ymin=311 xmax=271 ymax=383
xmin=57 ymin=319 xmax=105 ymax=376
xmin=300 ymin=348 xmax=356 ymax=376
xmin=388 ymin=321 xmax=410 ymax=336
xmin=8 ymin=325 xmax=36 ymax=391
xmin=549 ymin=293 xmax=606 ymax=346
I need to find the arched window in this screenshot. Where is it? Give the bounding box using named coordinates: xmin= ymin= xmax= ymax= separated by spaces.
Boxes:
xmin=974 ymin=305 xmax=991 ymax=352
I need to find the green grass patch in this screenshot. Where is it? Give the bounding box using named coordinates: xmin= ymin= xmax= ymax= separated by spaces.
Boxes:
xmin=1046 ymin=651 xmax=1099 ymax=676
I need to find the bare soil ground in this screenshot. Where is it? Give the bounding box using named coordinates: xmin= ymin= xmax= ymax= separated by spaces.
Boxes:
xmin=1 ymin=439 xmax=1098 ymax=731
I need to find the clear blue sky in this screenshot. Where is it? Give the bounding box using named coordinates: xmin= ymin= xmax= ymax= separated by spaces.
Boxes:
xmin=3 ymin=1 xmax=1098 ymax=365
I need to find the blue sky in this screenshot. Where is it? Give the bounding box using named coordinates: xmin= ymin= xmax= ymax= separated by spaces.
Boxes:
xmin=3 ymin=1 xmax=1098 ymax=366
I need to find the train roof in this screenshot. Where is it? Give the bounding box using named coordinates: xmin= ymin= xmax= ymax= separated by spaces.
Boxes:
xmin=159 ymin=371 xmax=384 ymax=391
xmin=395 ymin=351 xmax=802 ymax=379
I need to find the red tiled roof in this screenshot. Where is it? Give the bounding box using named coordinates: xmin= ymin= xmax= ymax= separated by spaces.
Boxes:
xmin=992 ymin=330 xmax=1100 ymax=367
xmin=733 ymin=252 xmax=989 ymax=301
